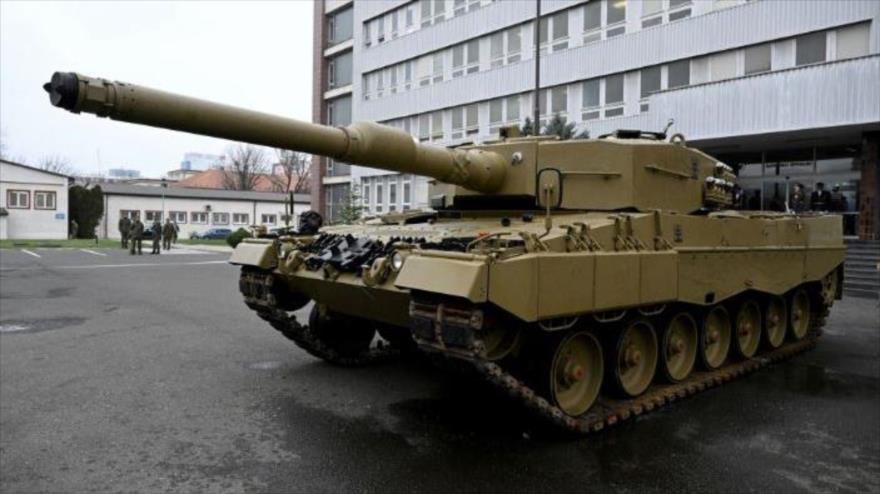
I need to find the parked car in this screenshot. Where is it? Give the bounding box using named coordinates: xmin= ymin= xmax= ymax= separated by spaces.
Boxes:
xmin=190 ymin=228 xmax=232 ymax=240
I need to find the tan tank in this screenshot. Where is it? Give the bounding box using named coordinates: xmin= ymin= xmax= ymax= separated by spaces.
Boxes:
xmin=46 ymin=72 xmax=845 ymax=433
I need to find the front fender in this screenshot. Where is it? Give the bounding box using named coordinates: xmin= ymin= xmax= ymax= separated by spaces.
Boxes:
xmin=229 ymin=239 xmax=277 ymax=269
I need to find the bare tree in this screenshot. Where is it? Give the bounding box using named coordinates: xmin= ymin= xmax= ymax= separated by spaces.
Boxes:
xmin=271 ymin=149 xmax=311 ymax=194
xmin=222 ymin=144 xmax=267 ymax=191
xmin=38 ymin=155 xmax=76 ymax=175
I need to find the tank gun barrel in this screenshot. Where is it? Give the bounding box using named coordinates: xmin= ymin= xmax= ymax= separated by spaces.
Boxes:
xmin=43 ymin=72 xmax=507 ymax=193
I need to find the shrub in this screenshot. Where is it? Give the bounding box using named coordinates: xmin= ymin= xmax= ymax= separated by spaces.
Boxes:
xmin=226 ymin=227 xmax=251 ymax=248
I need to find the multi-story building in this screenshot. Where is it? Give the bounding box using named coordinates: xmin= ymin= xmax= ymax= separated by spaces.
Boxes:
xmin=313 ymin=0 xmax=879 ymax=238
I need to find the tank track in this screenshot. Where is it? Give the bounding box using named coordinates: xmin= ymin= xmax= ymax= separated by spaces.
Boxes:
xmin=411 ymin=290 xmax=829 ymax=435
xmin=239 ymin=268 xmax=400 ymax=366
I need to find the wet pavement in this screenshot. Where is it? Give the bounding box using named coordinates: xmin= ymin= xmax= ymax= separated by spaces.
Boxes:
xmin=1 ymin=247 xmax=878 ymax=493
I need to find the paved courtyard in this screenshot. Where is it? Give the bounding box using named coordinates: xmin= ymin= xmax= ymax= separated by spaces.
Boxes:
xmin=1 ymin=246 xmax=878 ymax=493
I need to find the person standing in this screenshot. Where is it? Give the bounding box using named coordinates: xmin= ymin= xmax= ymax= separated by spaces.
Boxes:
xmin=162 ymin=218 xmax=175 ymax=251
xmin=119 ymin=215 xmax=131 ymax=248
xmin=172 ymin=221 xmax=179 ymax=245
xmin=129 ymin=218 xmax=144 ymax=255
xmin=150 ymin=219 xmax=162 ymax=254
xmin=810 ymin=182 xmax=832 ymax=211
xmin=69 ymin=218 xmax=78 ymax=239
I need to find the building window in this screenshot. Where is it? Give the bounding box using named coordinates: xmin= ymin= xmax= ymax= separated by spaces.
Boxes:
xmin=432 ymin=53 xmax=444 ymax=83
xmin=421 ymin=0 xmax=446 ymax=27
xmin=376 ymin=183 xmax=384 ymax=211
xmin=327 ymin=6 xmax=353 ymax=47
xmin=211 ymin=212 xmax=229 ymax=225
xmin=33 ymin=191 xmax=56 ymax=210
xmin=836 ymin=23 xmax=869 ymax=60
xmin=490 ymin=32 xmax=504 ymax=69
xmin=145 ymin=210 xmax=163 ymax=222
xmin=604 ymin=74 xmax=624 ymax=117
xmin=606 ymin=0 xmax=626 ymax=38
xmin=582 ymin=78 xmax=600 ymax=120
xmin=641 ymin=0 xmax=662 ymax=28
xmin=507 ymin=26 xmax=522 ymax=63
xmin=431 ymin=112 xmax=444 ymax=141
xmin=120 ymin=209 xmax=140 ymax=220
xmin=327 ymin=96 xmax=352 ymax=126
xmin=668 ymin=0 xmax=692 ymax=21
xmin=640 ymin=66 xmax=660 ymax=112
xmin=583 ymin=0 xmax=601 ymax=43
xmin=377 ymin=16 xmax=385 ymax=43
xmin=389 ymin=182 xmax=397 ymax=209
xmin=191 ymin=212 xmax=208 ymax=224
xmin=170 ymin=211 xmax=187 ymax=223
xmin=328 ymin=51 xmax=353 ymax=89
xmin=667 ymin=59 xmax=690 ymax=89
xmin=744 ymin=44 xmax=771 ymax=75
xmin=7 ymin=190 xmax=29 ymax=209
xmin=391 ymin=10 xmax=399 ymax=38
xmin=261 ymin=214 xmax=277 ymax=225
xmin=363 ymin=182 xmax=372 ymax=206
xmin=403 ymin=178 xmax=412 ymax=207
xmin=710 ymin=50 xmax=737 ymax=81
xmin=363 ymin=22 xmax=371 ymax=47
xmin=232 ymin=213 xmax=249 ymax=225
xmin=418 ymin=114 xmax=431 ymax=142
xmin=796 ymin=31 xmax=826 ymax=66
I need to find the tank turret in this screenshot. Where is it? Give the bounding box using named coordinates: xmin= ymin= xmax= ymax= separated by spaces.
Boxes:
xmin=44 ymin=71 xmax=736 ymax=212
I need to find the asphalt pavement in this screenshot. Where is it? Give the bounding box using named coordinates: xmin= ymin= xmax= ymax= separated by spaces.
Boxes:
xmin=1 ymin=246 xmax=878 ymax=493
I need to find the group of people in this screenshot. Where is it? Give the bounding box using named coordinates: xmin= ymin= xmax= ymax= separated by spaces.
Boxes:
xmin=118 ymin=216 xmax=179 ymax=255
xmin=743 ymin=182 xmax=849 ymax=213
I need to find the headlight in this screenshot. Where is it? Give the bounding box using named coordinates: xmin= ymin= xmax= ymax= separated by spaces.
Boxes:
xmin=390 ymin=251 xmax=405 ymax=271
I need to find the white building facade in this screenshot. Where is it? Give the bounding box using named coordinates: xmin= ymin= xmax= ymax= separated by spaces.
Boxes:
xmin=98 ymin=184 xmax=310 ymax=240
xmin=315 ymin=0 xmax=880 ymax=237
xmin=0 ymin=160 xmax=71 ymax=240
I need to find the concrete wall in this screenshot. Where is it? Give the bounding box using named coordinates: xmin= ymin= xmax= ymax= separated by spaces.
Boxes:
xmin=0 ymin=162 xmax=69 ymax=240
xmin=99 ymin=194 xmax=309 ymax=240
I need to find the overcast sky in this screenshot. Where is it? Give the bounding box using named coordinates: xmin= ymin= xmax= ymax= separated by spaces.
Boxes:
xmin=0 ymin=0 xmax=313 ymax=178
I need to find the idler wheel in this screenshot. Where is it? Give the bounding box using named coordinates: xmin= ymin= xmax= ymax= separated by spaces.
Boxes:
xmin=541 ymin=331 xmax=604 ymax=416
xmin=660 ymin=312 xmax=698 ymax=382
xmin=788 ymin=288 xmax=812 ymax=341
xmin=733 ymin=299 xmax=762 ymax=358
xmin=699 ymin=306 xmax=731 ymax=370
xmin=820 ymin=269 xmax=838 ymax=306
xmin=763 ymin=296 xmax=787 ymax=349
xmin=309 ymin=304 xmax=375 ymax=358
xmin=610 ymin=319 xmax=658 ymax=397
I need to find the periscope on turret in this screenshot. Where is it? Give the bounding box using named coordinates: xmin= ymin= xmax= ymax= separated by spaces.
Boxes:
xmin=45 ymin=72 xmax=846 ymax=434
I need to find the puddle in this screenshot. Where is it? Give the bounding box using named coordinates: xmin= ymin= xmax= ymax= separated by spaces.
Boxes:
xmin=0 ymin=317 xmax=88 ymax=335
xmin=246 ymin=361 xmax=284 ymax=371
xmin=46 ymin=287 xmax=74 ymax=298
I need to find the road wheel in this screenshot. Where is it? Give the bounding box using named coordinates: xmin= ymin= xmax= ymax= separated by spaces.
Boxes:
xmin=610 ymin=319 xmax=658 ymax=397
xmin=734 ymin=299 xmax=762 ymax=358
xmin=660 ymin=312 xmax=698 ymax=382
xmin=699 ymin=306 xmax=731 ymax=370
xmin=789 ymin=288 xmax=812 ymax=341
xmin=309 ymin=304 xmax=375 ymax=358
xmin=763 ymin=296 xmax=787 ymax=349
xmin=538 ymin=330 xmax=604 ymax=416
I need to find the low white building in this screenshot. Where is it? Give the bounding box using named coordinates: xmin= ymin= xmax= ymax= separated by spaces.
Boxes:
xmin=97 ymin=183 xmax=310 ymax=239
xmin=0 ymin=159 xmax=71 ymax=240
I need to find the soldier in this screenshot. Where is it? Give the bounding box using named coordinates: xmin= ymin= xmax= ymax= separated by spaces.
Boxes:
xmin=129 ymin=217 xmax=144 ymax=255
xmin=151 ymin=219 xmax=162 ymax=254
xmin=162 ymin=218 xmax=175 ymax=250
xmin=119 ymin=215 xmax=131 ymax=248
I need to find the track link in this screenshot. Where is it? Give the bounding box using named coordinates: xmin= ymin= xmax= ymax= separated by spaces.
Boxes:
xmin=412 ymin=292 xmax=829 ymax=435
xmin=239 ymin=268 xmax=399 ymax=366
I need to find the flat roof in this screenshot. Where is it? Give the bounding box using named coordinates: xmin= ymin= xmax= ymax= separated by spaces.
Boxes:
xmin=99 ymin=183 xmax=310 ymax=203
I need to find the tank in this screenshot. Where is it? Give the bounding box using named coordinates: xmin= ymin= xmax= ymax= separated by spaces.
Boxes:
xmin=45 ymin=72 xmax=845 ymax=433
